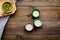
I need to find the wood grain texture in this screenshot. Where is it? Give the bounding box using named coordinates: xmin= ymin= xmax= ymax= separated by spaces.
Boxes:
xmin=2 ymin=34 xmax=60 ymax=40
xmin=2 ymin=0 xmax=60 ymax=40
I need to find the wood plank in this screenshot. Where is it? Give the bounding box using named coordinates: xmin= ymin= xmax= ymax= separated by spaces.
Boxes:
xmin=21 ymin=35 xmax=60 ymax=40
xmin=2 ymin=35 xmax=17 ymax=40
xmin=23 ymin=0 xmax=32 ymax=1
xmin=2 ymin=34 xmax=60 ymax=40
xmin=17 ymin=1 xmax=60 ymax=7
xmin=18 ymin=0 xmax=32 ymax=2
xmin=32 ymin=0 xmax=60 ymax=2
xmin=18 ymin=0 xmax=60 ymax=2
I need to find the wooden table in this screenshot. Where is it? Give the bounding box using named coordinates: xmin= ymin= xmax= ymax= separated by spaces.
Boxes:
xmin=2 ymin=0 xmax=60 ymax=40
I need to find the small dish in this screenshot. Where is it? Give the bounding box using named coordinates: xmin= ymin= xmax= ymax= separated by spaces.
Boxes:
xmin=0 ymin=0 xmax=16 ymax=17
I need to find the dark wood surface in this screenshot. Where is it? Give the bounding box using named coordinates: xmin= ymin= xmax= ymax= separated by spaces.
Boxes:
xmin=2 ymin=0 xmax=60 ymax=40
